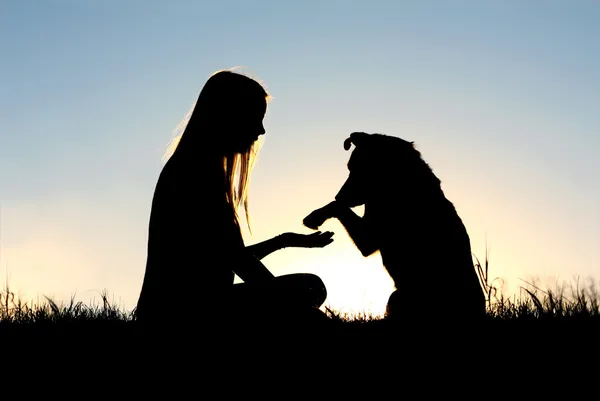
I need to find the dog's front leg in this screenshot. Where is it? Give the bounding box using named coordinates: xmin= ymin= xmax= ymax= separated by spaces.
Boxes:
xmin=303 ymin=201 xmax=339 ymax=230
xmin=333 ymin=205 xmax=379 ymax=257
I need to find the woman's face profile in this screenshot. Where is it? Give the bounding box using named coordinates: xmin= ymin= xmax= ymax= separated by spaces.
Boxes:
xmin=228 ymin=98 xmax=267 ymax=152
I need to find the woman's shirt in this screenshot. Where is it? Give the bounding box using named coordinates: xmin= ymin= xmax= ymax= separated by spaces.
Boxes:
xmin=136 ymin=155 xmax=243 ymax=321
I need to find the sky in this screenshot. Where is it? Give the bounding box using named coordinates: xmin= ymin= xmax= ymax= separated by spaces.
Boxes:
xmin=1 ymin=0 xmax=599 ymax=317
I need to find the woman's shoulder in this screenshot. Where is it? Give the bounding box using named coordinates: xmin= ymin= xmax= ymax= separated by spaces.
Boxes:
xmin=161 ymin=156 xmax=223 ymax=183
xmin=154 ymin=158 xmax=209 ymax=193
xmin=152 ymin=157 xmax=226 ymax=212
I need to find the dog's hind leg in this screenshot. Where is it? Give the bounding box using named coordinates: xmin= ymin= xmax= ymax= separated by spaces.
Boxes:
xmin=385 ymin=289 xmax=402 ymax=319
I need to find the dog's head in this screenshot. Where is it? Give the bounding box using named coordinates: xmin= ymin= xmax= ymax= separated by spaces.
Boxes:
xmin=335 ymin=132 xmax=425 ymax=207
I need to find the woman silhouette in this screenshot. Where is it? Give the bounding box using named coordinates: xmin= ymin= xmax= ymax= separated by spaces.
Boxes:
xmin=135 ymin=70 xmax=332 ymax=331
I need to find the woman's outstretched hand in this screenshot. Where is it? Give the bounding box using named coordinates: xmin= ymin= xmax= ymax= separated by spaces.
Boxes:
xmin=281 ymin=231 xmax=334 ymax=248
xmin=302 ymin=201 xmax=339 ymax=230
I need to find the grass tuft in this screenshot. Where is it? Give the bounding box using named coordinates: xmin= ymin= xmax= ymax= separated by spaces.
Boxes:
xmin=2 ymin=253 xmax=599 ymax=339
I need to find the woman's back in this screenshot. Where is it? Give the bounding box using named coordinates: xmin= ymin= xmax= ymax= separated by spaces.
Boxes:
xmin=136 ymin=154 xmax=240 ymax=322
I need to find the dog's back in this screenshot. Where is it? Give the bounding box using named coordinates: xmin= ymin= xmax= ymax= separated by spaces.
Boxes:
xmin=375 ymin=193 xmax=485 ymax=318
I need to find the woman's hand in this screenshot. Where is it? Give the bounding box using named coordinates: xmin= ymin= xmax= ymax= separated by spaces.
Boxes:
xmin=280 ymin=231 xmax=334 ymax=248
xmin=302 ymin=201 xmax=339 ymax=230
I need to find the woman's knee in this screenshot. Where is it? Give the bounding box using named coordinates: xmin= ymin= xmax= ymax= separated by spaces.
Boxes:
xmin=280 ymin=273 xmax=327 ymax=308
xmin=303 ymin=273 xmax=327 ymax=307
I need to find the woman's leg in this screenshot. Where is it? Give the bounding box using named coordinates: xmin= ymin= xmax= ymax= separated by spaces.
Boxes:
xmin=228 ymin=273 xmax=329 ymax=330
xmin=231 ymin=273 xmax=327 ymax=310
xmin=268 ymin=273 xmax=327 ymax=309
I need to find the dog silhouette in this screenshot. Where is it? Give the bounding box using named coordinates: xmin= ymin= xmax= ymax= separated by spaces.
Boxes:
xmin=304 ymin=132 xmax=485 ymax=323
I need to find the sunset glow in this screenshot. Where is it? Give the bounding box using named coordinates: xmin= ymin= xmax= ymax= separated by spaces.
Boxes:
xmin=1 ymin=1 xmax=598 ymax=317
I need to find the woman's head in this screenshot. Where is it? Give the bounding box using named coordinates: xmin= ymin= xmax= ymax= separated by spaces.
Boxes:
xmin=168 ymin=69 xmax=271 ymax=229
xmin=192 ymin=70 xmax=269 ymax=152
xmin=171 ymin=70 xmax=270 ymax=154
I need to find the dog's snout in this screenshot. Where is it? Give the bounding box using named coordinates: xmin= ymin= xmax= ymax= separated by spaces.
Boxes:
xmin=335 ymin=175 xmax=365 ymax=208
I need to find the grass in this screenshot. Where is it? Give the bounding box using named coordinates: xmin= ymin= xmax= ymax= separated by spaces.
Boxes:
xmin=2 ymin=253 xmax=599 ymax=341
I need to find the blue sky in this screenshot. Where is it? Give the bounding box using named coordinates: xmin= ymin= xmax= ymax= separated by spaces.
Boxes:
xmin=1 ymin=1 xmax=599 ymax=315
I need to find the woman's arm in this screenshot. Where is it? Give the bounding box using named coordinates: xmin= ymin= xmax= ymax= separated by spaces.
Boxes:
xmin=219 ymin=224 xmax=276 ymax=282
xmin=246 ymin=231 xmax=335 ymax=260
xmin=232 ymin=251 xmax=275 ymax=282
xmin=245 ymin=235 xmax=287 ymax=260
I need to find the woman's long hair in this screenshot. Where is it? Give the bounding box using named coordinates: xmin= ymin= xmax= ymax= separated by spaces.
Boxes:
xmin=163 ymin=69 xmax=270 ymax=230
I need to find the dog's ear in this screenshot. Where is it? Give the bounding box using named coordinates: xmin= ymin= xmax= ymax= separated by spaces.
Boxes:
xmin=343 ymin=132 xmax=370 ymax=151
